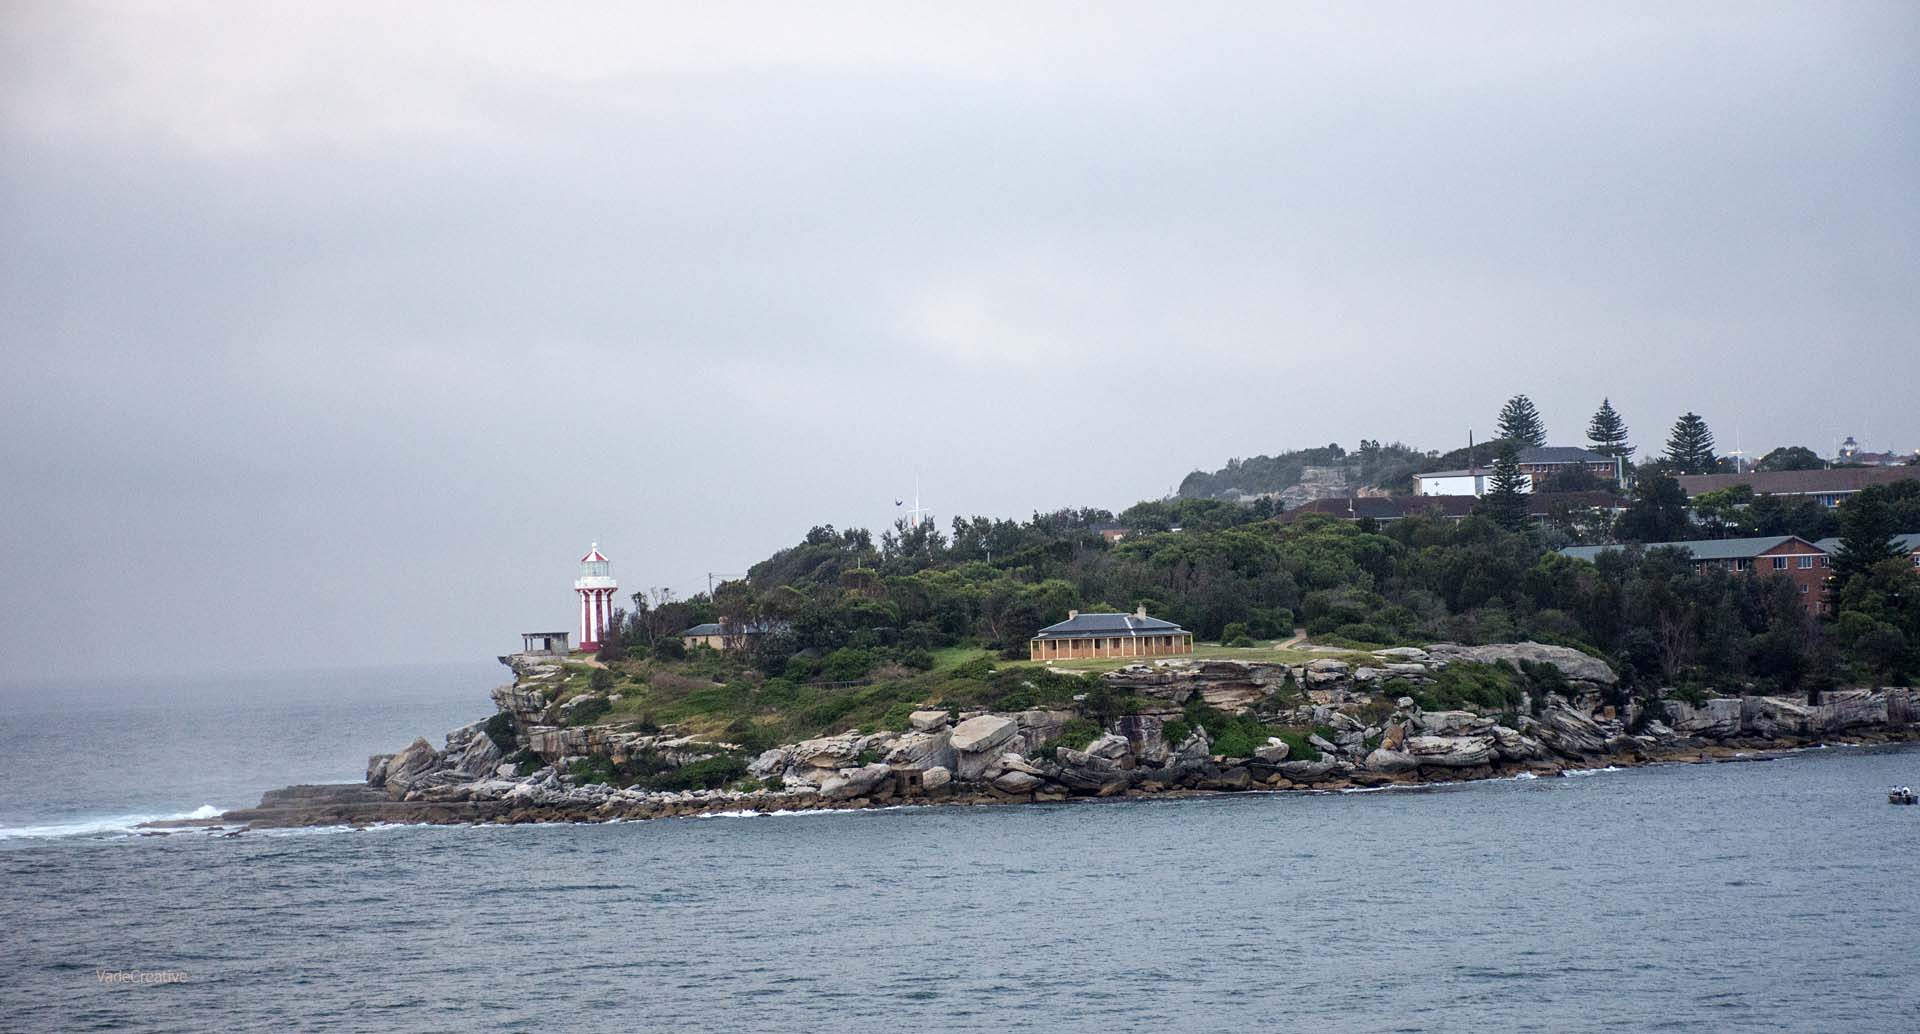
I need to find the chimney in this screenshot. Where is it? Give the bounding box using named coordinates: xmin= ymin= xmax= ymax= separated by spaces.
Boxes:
xmin=1067 ymin=610 xmax=1078 ymax=620
xmin=1134 ymin=604 xmax=1148 ymax=619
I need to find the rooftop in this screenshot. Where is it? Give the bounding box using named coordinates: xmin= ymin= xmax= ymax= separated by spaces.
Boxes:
xmin=1675 ymin=468 xmax=1919 ymax=496
xmin=1559 ymin=535 xmax=1824 ymax=563
xmin=1811 ymin=533 xmax=1920 ymax=555
xmin=1034 ymin=611 xmax=1188 ymax=639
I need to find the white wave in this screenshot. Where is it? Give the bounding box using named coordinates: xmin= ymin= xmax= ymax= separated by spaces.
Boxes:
xmin=1563 ymin=765 xmax=1624 ymax=777
xmin=0 ymin=804 xmax=223 ymax=841
xmin=1512 ymin=771 xmax=1538 ymax=780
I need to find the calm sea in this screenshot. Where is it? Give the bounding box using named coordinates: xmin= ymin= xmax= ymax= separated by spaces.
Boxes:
xmin=3 ymin=665 xmax=1917 ymax=1032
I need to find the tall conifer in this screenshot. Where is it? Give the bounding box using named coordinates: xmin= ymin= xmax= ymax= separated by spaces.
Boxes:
xmin=1587 ymin=399 xmax=1633 ymax=458
xmin=1664 ymin=412 xmax=1717 ymax=475
xmin=1497 ymin=395 xmax=1546 ymax=447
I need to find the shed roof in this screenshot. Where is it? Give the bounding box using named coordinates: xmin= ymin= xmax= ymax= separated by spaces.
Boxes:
xmin=1517 ymin=446 xmax=1614 ymax=464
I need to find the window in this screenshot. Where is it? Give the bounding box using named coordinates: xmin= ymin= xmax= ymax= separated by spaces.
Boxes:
xmin=1818 ymin=556 xmax=1829 ymax=567
xmin=1797 ymin=556 xmax=1813 ymax=569
xmin=1799 ymin=585 xmax=1809 ymax=594
xmin=1772 ymin=557 xmax=1788 ymax=570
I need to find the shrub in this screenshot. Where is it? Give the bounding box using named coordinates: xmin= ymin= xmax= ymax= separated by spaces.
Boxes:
xmin=507 ymin=748 xmax=544 ymax=776
xmin=644 ymin=754 xmax=749 ymax=791
xmin=950 ymin=657 xmax=994 ymax=681
xmin=565 ymin=695 xmax=612 ymax=727
xmin=482 ymin=711 xmax=517 ymax=752
xmin=569 ymin=756 xmax=619 ymax=786
xmin=1033 ymin=717 xmax=1103 ymax=761
xmin=1414 ymin=661 xmax=1521 ymax=711
xmin=651 ymin=637 xmax=687 ymax=660
xmin=588 ymin=668 xmax=615 ymax=692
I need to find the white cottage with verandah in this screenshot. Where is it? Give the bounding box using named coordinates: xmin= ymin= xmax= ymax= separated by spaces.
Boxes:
xmin=1029 ymin=606 xmax=1193 ymax=661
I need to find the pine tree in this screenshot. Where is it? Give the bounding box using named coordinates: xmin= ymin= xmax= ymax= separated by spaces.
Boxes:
xmin=1830 ymin=484 xmax=1905 ymax=584
xmin=1664 ymin=412 xmax=1717 ymax=475
xmin=1478 ymin=441 xmax=1530 ymax=530
xmin=1496 ymin=395 xmax=1546 ymax=448
xmin=1586 ymin=398 xmax=1633 ymax=458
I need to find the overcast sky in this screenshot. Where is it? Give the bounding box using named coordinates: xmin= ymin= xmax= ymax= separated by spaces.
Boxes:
xmin=2 ymin=3 xmax=1915 ymax=681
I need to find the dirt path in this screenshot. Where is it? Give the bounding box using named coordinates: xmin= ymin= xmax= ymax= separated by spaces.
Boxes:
xmin=1274 ymin=627 xmax=1308 ymax=650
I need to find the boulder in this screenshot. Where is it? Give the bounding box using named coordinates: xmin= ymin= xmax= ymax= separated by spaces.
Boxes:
xmin=1253 ymin=738 xmax=1291 ymax=764
xmin=1814 ymin=690 xmax=1886 ymax=733
xmin=1536 ymin=706 xmax=1609 ymax=756
xmin=1307 ymin=733 xmax=1340 ymax=756
xmin=921 ymin=766 xmax=953 ymax=790
xmin=1490 ymin=725 xmax=1547 ymax=761
xmin=790 ymin=734 xmax=862 ymax=770
xmin=748 ymin=748 xmax=790 ymax=779
xmin=885 ymin=730 xmax=956 ymax=771
xmin=819 ymin=763 xmax=893 ymax=801
xmin=1363 ymin=748 xmax=1418 ymax=773
xmin=1742 ymin=696 xmax=1817 ymax=737
xmin=1050 ymin=748 xmax=1132 ymax=794
xmin=1085 ymin=734 xmax=1131 ymax=760
xmin=1116 ymin=715 xmax=1170 ymax=761
xmin=1374 ymin=647 xmax=1431 ymax=662
xmin=1415 ymin=710 xmax=1487 ymax=736
xmin=950 ymin=715 xmax=1018 ymax=754
xmin=1015 ymin=710 xmax=1075 ymax=753
xmin=1380 ymin=722 xmax=1408 ymax=751
xmin=908 ymin=710 xmax=952 ymax=732
xmin=454 ymin=730 xmax=504 ymax=777
xmin=1404 ymin=735 xmax=1497 ymax=768
xmin=991 ymin=770 xmax=1044 ymax=794
xmin=1276 ymin=759 xmax=1339 ymax=781
xmin=366 ymin=754 xmax=393 ymax=787
xmin=382 ymin=737 xmax=444 ymax=799
xmin=1665 ymin=698 xmax=1741 ymax=739
xmin=1425 ymin=642 xmax=1617 ymax=687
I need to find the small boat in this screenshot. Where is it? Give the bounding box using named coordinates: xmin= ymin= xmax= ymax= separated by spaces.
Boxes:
xmin=1891 ymin=787 xmax=1917 ymax=805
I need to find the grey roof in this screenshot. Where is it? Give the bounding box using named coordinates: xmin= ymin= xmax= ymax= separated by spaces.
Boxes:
xmin=1033 ymin=612 xmax=1188 ymax=639
xmin=1559 ymin=535 xmax=1824 ymax=563
xmin=1518 ymin=446 xmax=1613 ymax=464
xmin=681 ymin=620 xmax=788 ymax=637
xmin=1416 ymin=469 xmax=1486 ymax=480
xmin=1811 ymin=534 xmax=1920 ymax=555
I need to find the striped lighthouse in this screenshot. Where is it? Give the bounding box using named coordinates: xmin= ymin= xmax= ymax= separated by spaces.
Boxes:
xmin=574 ymin=543 xmax=618 ymax=651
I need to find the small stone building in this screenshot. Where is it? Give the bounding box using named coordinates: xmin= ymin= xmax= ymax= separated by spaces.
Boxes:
xmin=1030 ymin=607 xmax=1193 ymax=661
xmin=681 ymin=620 xmax=790 ymax=652
xmin=518 ymin=632 xmax=571 ymax=656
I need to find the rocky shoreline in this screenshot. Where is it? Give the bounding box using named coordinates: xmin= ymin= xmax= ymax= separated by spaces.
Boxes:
xmin=175 ymin=643 xmax=1920 ymax=833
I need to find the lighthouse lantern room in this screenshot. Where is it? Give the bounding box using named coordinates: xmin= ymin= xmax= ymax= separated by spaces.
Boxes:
xmin=574 ymin=543 xmax=618 ymax=651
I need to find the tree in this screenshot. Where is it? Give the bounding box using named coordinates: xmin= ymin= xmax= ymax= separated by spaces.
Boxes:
xmin=1616 ymin=472 xmax=1692 ymax=543
xmin=1830 ymin=483 xmax=1906 ymax=583
xmin=1664 ymin=412 xmax=1717 ymax=475
xmin=1477 ymin=442 xmax=1530 ymax=530
xmin=1497 ymin=395 xmax=1546 ymax=447
xmin=1755 ymin=445 xmax=1823 ymax=472
xmin=1586 ymin=398 xmax=1632 ymax=458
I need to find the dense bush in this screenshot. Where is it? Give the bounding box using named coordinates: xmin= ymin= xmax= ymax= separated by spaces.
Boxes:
xmin=564 ymin=695 xmax=612 ymax=726
xmin=482 ymin=711 xmax=517 ymax=752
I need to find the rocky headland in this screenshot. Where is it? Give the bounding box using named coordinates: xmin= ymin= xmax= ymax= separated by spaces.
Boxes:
xmin=201 ymin=642 xmax=1920 ymax=832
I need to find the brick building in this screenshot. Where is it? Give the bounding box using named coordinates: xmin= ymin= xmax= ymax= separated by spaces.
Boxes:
xmin=1675 ymin=467 xmax=1918 ymax=509
xmin=1559 ymin=535 xmax=1831 ymax=614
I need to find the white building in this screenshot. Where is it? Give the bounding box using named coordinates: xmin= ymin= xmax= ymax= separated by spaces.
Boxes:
xmin=1414 ymin=469 xmax=1531 ymax=496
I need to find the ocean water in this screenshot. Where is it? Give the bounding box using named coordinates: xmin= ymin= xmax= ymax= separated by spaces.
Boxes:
xmin=3 ymin=666 xmax=1919 ymax=1033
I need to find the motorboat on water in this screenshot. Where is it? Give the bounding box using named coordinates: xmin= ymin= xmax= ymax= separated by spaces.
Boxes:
xmin=1891 ymin=786 xmax=1917 ymax=805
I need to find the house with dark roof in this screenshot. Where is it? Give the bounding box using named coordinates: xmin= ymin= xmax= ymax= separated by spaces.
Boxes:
xmin=1029 ymin=606 xmax=1193 ymax=661
xmin=1674 ymin=467 xmax=1918 ymax=508
xmin=682 ymin=619 xmax=791 ymax=652
xmin=1559 ymin=535 xmax=1831 ymax=614
xmin=1416 ymin=447 xmax=1620 ymax=496
xmin=1812 ymin=533 xmax=1920 ymax=571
